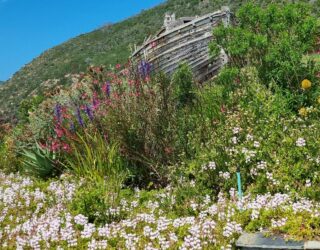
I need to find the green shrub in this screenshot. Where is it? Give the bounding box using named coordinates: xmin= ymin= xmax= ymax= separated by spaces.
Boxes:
xmin=69 ymin=184 xmax=130 ymax=224
xmin=66 ymin=132 xmax=129 ymax=200
xmin=172 ymin=63 xmax=196 ymax=107
xmin=210 ymin=2 xmax=318 ymax=91
xmin=171 ymin=66 xmax=320 ymax=200
xmin=65 ymin=132 xmax=131 ymax=224
xmin=0 ymin=136 xmax=21 ymax=173
xmin=18 ymin=95 xmax=44 ymax=124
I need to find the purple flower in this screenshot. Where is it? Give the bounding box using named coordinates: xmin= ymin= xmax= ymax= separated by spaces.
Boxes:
xmin=54 ymin=104 xmax=62 ymax=123
xmin=102 ymin=82 xmax=111 ymax=97
xmin=92 ymin=98 xmax=100 ymax=110
xmin=138 ymin=61 xmax=152 ymax=78
xmin=69 ymin=122 xmax=75 ymax=133
xmin=85 ymin=104 xmax=94 ymax=121
xmin=106 ymin=82 xmax=111 ymax=97
xmin=76 ymin=107 xmax=85 ymax=127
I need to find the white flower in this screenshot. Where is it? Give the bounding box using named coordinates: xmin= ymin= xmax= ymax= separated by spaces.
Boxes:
xmin=232 ymin=127 xmax=240 ymax=134
xmin=219 ymin=171 xmax=230 ymax=180
xmin=74 ymin=214 xmax=88 ymax=226
xmin=222 ymin=221 xmax=242 ymax=237
xmin=251 ymin=210 xmax=259 ymax=220
xmin=246 ymin=134 xmax=254 ymax=141
xmin=306 ymin=179 xmax=311 ymax=187
xmin=271 ymin=218 xmax=287 ymax=228
xmin=257 ymin=161 xmax=267 ymax=170
xmin=231 ymin=136 xmax=238 ymax=144
xmin=296 ymin=138 xmax=306 ymax=147
xmin=202 ymin=161 xmax=216 ymax=171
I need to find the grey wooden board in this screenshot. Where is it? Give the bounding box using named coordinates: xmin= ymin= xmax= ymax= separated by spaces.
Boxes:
xmin=305 ymin=241 xmax=320 ymax=249
xmin=236 ymin=233 xmax=305 ymax=250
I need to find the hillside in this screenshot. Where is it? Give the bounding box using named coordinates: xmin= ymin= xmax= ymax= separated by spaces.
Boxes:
xmin=0 ymin=0 xmax=318 ymax=123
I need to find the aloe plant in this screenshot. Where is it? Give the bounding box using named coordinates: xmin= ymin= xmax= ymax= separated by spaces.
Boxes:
xmin=21 ymin=143 xmax=61 ymax=179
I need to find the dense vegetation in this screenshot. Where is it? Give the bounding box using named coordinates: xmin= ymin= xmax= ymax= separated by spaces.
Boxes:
xmin=1 ymin=1 xmax=320 ymax=249
xmin=1 ymin=0 xmax=320 ymax=123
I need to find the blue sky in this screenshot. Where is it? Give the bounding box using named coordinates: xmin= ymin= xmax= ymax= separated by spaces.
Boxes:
xmin=0 ymin=0 xmax=164 ymax=81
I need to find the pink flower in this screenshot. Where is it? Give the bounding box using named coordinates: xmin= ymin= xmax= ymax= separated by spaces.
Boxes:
xmin=54 ymin=127 xmax=64 ymax=138
xmin=62 ymin=143 xmax=71 ymax=153
xmin=50 ymin=140 xmax=61 ymax=152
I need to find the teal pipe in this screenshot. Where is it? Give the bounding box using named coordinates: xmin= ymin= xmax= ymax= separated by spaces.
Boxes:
xmin=236 ymin=172 xmax=243 ymax=199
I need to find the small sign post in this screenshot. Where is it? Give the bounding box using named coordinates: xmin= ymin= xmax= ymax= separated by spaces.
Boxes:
xmin=237 ymin=166 xmax=243 ymax=200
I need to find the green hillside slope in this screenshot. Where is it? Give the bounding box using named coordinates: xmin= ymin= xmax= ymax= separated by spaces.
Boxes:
xmin=0 ymin=0 xmax=318 ymax=123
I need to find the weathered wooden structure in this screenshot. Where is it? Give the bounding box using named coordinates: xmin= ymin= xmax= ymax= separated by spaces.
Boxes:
xmin=131 ymin=7 xmax=231 ymax=82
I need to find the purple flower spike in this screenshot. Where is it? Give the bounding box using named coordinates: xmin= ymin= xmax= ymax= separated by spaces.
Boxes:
xmin=102 ymin=82 xmax=111 ymax=97
xmin=106 ymin=82 xmax=111 ymax=97
xmin=69 ymin=122 xmax=75 ymax=133
xmin=76 ymin=107 xmax=85 ymax=127
xmin=85 ymin=104 xmax=94 ymax=121
xmin=54 ymin=103 xmax=62 ymax=123
xmin=138 ymin=61 xmax=152 ymax=78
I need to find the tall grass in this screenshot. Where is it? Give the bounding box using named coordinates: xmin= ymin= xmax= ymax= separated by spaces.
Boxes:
xmin=66 ymin=132 xmax=129 ymax=205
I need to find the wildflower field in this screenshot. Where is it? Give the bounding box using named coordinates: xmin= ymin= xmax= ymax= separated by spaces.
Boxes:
xmin=1 ymin=172 xmax=320 ymax=249
xmin=1 ymin=2 xmax=320 ymax=249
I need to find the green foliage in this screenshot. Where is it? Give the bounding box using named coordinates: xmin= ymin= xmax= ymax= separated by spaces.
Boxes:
xmin=0 ymin=135 xmax=20 ymax=173
xmin=21 ymin=143 xmax=61 ymax=179
xmin=245 ymin=208 xmax=320 ymax=241
xmin=65 ymin=133 xmax=129 ymax=211
xmin=172 ymin=63 xmax=196 ymax=107
xmin=70 ymin=184 xmax=128 ymax=224
xmin=176 ymin=67 xmax=320 ymax=200
xmin=101 ymin=72 xmax=180 ymax=185
xmin=66 ymin=132 xmax=130 ymax=223
xmin=18 ymin=95 xmax=44 ymax=124
xmin=210 ymin=2 xmax=319 ymax=90
xmin=66 ymin=132 xmax=128 ymax=189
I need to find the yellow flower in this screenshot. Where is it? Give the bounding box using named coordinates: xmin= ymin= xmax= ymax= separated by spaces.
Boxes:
xmin=318 ymin=97 xmax=320 ymax=104
xmin=299 ymin=107 xmax=308 ymax=117
xmin=301 ymin=79 xmax=312 ymax=90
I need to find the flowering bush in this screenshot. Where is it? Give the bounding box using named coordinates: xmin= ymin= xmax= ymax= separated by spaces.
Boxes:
xmin=173 ymin=67 xmax=320 ymax=200
xmin=16 ymin=63 xmax=205 ymax=185
xmin=0 ymin=172 xmax=319 ymax=249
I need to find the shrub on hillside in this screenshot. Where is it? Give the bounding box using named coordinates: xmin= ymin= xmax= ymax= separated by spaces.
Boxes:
xmin=15 ymin=64 xmax=200 ymax=184
xmin=172 ymin=62 xmax=196 ymax=107
xmin=210 ymin=2 xmax=319 ymax=92
xmin=174 ymin=67 xmax=320 ymax=200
